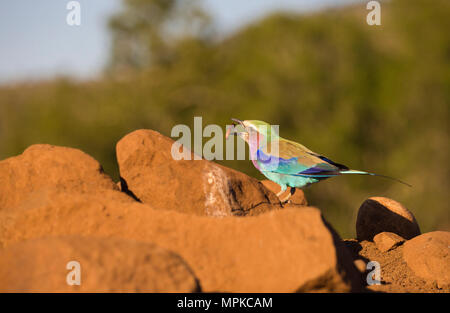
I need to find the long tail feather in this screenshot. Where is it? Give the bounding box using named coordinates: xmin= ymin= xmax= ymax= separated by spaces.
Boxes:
xmin=340 ymin=169 xmax=412 ymax=187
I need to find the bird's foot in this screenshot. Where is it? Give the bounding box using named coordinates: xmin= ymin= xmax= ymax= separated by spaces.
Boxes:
xmin=279 ymin=187 xmax=296 ymax=207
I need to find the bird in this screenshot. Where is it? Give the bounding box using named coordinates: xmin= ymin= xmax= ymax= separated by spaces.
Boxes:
xmin=226 ymin=118 xmax=410 ymax=203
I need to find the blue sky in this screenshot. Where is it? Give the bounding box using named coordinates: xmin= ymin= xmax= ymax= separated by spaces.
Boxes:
xmin=0 ymin=0 xmax=362 ymax=85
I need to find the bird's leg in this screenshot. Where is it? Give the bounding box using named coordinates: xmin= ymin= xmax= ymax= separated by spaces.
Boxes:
xmin=281 ymin=187 xmax=296 ymax=203
xmin=276 ymin=185 xmax=287 ymax=197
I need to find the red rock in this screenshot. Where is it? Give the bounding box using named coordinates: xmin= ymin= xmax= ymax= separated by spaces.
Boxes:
xmin=116 ymin=130 xmax=281 ymax=216
xmin=0 ymin=237 xmax=200 ymax=292
xmin=0 ymin=141 xmax=365 ymax=292
xmin=356 ymin=197 xmax=420 ymax=241
xmin=403 ymin=231 xmax=450 ymax=289
xmin=373 ymin=232 xmax=405 ymax=252
xmin=0 ymin=144 xmax=130 ymax=211
xmin=0 ymin=192 xmax=363 ymax=292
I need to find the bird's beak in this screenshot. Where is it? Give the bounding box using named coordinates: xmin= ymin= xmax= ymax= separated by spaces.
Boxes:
xmin=227 ymin=118 xmax=245 ymax=140
xmin=226 ymin=131 xmax=246 ymax=141
xmin=231 ymin=118 xmax=243 ymax=126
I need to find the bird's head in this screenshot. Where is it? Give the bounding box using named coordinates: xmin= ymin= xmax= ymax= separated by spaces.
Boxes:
xmin=227 ymin=118 xmax=279 ymax=146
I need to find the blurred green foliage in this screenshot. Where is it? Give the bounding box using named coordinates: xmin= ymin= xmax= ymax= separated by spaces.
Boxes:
xmin=0 ymin=0 xmax=449 ymax=237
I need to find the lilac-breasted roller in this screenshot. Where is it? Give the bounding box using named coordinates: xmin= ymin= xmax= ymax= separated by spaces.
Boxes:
xmin=227 ymin=119 xmax=410 ymax=203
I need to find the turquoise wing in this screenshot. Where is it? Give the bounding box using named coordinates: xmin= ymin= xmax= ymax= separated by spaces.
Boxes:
xmin=256 ymin=139 xmax=347 ymax=177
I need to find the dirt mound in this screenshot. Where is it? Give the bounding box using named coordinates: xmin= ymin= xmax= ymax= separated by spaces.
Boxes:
xmin=344 ymin=239 xmax=449 ymax=293
xmin=345 ymin=198 xmax=449 ymax=293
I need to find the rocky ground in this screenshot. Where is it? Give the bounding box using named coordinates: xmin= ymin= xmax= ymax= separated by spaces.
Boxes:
xmin=0 ymin=129 xmax=448 ymax=292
